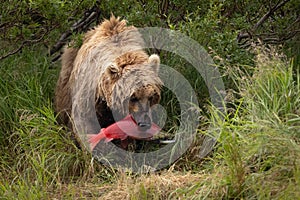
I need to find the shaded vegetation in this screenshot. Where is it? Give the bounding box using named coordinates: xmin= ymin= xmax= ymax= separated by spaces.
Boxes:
xmin=0 ymin=0 xmax=299 ymax=199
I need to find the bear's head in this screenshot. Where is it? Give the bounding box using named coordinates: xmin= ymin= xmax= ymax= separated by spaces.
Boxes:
xmin=98 ymin=52 xmax=162 ymax=131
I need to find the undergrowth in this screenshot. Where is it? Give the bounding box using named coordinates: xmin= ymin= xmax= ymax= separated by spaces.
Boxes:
xmin=0 ymin=45 xmax=299 ymax=199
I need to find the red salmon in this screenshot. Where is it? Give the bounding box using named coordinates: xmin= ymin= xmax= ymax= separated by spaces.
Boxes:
xmin=87 ymin=115 xmax=160 ymax=151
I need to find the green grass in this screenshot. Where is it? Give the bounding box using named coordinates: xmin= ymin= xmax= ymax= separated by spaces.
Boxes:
xmin=0 ymin=47 xmax=97 ymax=198
xmin=0 ymin=45 xmax=299 ymax=199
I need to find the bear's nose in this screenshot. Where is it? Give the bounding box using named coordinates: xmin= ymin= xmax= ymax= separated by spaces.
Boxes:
xmin=137 ymin=122 xmax=151 ymax=131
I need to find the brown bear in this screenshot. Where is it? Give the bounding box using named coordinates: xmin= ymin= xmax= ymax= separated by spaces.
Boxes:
xmin=54 ymin=15 xmax=162 ymax=138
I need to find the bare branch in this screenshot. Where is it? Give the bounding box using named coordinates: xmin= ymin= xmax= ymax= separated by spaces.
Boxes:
xmin=285 ymin=16 xmax=300 ymax=31
xmin=0 ymin=31 xmax=47 ymax=60
xmin=49 ymin=1 xmax=101 ymax=57
xmin=0 ymin=43 xmax=25 ymax=60
xmin=237 ymin=0 xmax=296 ymax=46
xmin=252 ymin=0 xmax=291 ymax=31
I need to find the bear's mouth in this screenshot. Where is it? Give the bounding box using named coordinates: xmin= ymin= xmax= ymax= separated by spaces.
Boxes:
xmin=128 ymin=115 xmax=156 ymax=138
xmin=130 ymin=115 xmax=151 ymax=132
xmin=131 ymin=111 xmax=153 ymax=132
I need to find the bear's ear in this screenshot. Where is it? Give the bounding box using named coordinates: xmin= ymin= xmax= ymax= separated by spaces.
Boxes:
xmin=106 ymin=63 xmax=121 ymax=80
xmin=148 ymin=54 xmax=160 ymax=74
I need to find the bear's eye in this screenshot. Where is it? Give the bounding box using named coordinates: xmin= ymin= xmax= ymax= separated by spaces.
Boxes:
xmin=148 ymin=96 xmax=153 ymax=102
xmin=130 ymin=97 xmax=139 ymax=103
xmin=149 ymin=95 xmax=158 ymax=105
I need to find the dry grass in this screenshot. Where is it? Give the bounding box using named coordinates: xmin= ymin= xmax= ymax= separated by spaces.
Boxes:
xmin=98 ymin=171 xmax=203 ymax=199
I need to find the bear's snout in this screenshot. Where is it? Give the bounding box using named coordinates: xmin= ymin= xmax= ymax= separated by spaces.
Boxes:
xmin=133 ymin=111 xmax=151 ymax=131
xmin=137 ymin=122 xmax=151 ymax=131
xmin=137 ymin=114 xmax=151 ymax=131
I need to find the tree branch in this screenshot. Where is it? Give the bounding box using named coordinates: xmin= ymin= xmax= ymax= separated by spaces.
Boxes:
xmin=237 ymin=0 xmax=294 ymax=45
xmin=0 ymin=43 xmax=25 ymax=60
xmin=252 ymin=0 xmax=291 ymax=31
xmin=0 ymin=31 xmax=47 ymax=60
xmin=49 ymin=0 xmax=101 ymax=57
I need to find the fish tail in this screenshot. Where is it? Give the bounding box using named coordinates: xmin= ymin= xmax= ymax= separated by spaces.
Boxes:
xmin=87 ymin=132 xmax=106 ymax=151
xmin=104 ymin=138 xmax=114 ymax=143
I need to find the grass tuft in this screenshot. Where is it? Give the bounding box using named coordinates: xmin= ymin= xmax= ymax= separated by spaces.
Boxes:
xmin=0 ymin=45 xmax=299 ymax=199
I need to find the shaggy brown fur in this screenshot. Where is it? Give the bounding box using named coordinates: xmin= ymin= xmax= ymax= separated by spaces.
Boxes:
xmin=55 ymin=15 xmax=162 ymax=131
